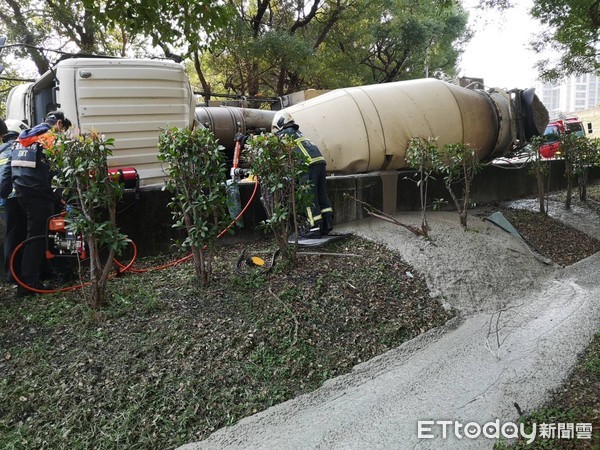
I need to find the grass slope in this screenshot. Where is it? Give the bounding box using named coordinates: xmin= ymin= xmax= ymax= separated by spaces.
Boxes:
xmin=0 ymin=237 xmax=451 ymax=449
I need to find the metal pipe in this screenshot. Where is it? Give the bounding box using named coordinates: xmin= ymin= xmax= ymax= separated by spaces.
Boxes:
xmin=194 ymin=106 xmax=276 ymax=152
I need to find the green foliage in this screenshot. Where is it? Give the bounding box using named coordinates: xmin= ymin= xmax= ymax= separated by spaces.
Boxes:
xmin=561 ymin=134 xmax=600 ymax=205
xmin=157 ymin=127 xmax=229 ymax=286
xmin=530 ymin=0 xmax=600 ymax=81
xmin=245 ymin=133 xmax=311 ymax=261
xmin=436 ymin=143 xmax=481 ymax=181
xmin=431 ymin=197 xmax=448 ymax=211
xmin=82 ymin=0 xmax=231 ymax=57
xmin=406 ymin=136 xmax=441 ymax=235
xmin=0 ymin=0 xmax=153 ymax=75
xmin=574 ymin=137 xmax=600 ymax=175
xmin=406 ymin=139 xmax=482 ymax=229
xmin=359 ymin=0 xmax=470 ymax=83
xmin=0 ymin=69 xmax=27 ymax=117
xmin=476 ymin=1 xmax=600 ymax=81
xmin=4 ymin=0 xmax=469 ymax=94
xmin=1 ymin=0 xmax=231 ymax=76
xmin=584 ymin=354 xmax=600 ymax=374
xmin=0 ymin=235 xmax=450 ymax=449
xmin=406 ymin=137 xmax=441 ymax=173
xmin=50 ymin=131 xmax=128 ymax=307
xmin=199 ymin=0 xmax=470 ymax=96
xmin=527 ymin=136 xmax=551 ymax=176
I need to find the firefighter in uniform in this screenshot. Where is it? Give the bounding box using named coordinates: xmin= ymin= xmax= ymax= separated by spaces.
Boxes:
xmin=0 ymin=118 xmax=8 ymax=216
xmin=0 ymin=118 xmax=9 ymax=281
xmin=0 ymin=119 xmax=27 ymax=284
xmin=274 ymin=112 xmax=333 ymax=238
xmin=4 ymin=111 xmax=71 ymax=295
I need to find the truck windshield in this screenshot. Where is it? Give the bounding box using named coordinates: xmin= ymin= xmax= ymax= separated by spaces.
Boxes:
xmin=543 ymin=125 xmax=560 ymax=143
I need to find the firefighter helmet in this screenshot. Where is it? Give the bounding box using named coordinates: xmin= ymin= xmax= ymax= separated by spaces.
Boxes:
xmin=274 ymin=112 xmax=295 ymax=131
xmin=5 ymin=119 xmax=27 ymax=135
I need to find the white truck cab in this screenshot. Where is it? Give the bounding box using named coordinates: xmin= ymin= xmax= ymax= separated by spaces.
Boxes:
xmin=6 ymin=58 xmax=195 ymax=187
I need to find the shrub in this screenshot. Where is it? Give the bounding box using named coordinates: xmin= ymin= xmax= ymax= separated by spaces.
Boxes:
xmin=158 ymin=127 xmax=230 ymax=286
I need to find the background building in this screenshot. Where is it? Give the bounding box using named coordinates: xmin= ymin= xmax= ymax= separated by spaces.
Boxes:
xmin=535 ymin=74 xmax=600 ymax=118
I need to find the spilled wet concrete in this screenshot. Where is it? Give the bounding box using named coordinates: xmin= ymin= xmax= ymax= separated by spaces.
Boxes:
xmin=179 ymin=210 xmax=600 ymax=449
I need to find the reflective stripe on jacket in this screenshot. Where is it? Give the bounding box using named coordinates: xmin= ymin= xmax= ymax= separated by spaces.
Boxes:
xmin=295 ymin=137 xmax=325 ymax=165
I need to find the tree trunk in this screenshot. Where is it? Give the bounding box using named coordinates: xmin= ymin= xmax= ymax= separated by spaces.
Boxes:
xmin=419 ymin=173 xmax=429 ymax=236
xmin=191 ymin=245 xmax=205 ymax=284
xmin=87 ymin=236 xmax=108 ymax=308
xmin=460 ymin=211 xmax=467 ymax=229
xmin=446 ymin=182 xmax=465 ymax=228
xmin=193 ymin=51 xmax=211 ymax=98
xmin=461 ymin=170 xmax=474 ymax=230
xmin=91 ymin=279 xmax=108 ymax=308
xmin=579 ymin=168 xmax=588 ymax=201
xmin=3 ymin=0 xmax=50 ymax=74
xmin=248 ymin=60 xmax=260 ymax=97
xmin=536 ymin=172 xmax=546 ymax=215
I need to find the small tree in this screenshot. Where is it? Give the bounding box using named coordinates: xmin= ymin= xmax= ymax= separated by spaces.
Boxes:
xmin=528 ymin=135 xmax=549 ymax=215
xmin=405 ymin=137 xmax=440 ymax=236
xmin=435 ymin=143 xmax=483 ymax=229
xmin=573 ymin=137 xmax=600 ymax=202
xmin=50 ymin=131 xmax=128 ymax=308
xmin=245 ymin=133 xmax=311 ymax=263
xmin=560 ymin=132 xmax=580 ymax=209
xmin=157 ymin=127 xmax=230 ymax=286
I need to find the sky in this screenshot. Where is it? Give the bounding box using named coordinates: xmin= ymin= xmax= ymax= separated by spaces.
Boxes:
xmin=458 ymin=0 xmax=544 ymax=90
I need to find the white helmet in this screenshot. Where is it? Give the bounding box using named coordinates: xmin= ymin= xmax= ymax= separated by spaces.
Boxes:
xmin=5 ymin=119 xmax=27 ymax=135
xmin=273 ymin=112 xmax=295 ymax=131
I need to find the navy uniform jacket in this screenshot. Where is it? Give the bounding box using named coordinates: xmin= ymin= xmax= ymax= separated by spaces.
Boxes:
xmin=8 ymin=123 xmax=55 ymax=202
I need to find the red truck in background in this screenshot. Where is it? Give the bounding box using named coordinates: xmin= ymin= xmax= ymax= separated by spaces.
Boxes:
xmin=539 ymin=117 xmax=593 ymax=158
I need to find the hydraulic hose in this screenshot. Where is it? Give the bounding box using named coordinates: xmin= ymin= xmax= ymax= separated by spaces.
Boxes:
xmin=10 ymin=236 xmax=138 ymax=295
xmin=113 ymin=178 xmax=259 ymax=273
xmin=10 ymin=235 xmax=90 ymax=294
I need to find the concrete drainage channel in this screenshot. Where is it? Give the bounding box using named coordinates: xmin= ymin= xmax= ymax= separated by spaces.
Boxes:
xmin=178 ymin=209 xmax=600 ymax=449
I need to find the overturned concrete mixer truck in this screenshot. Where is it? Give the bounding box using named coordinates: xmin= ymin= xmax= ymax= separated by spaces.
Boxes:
xmin=2 ymin=57 xmax=549 ymax=250
xmin=5 ymin=57 xmax=548 ymax=186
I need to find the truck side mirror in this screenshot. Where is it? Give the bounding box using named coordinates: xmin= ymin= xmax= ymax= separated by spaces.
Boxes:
xmin=588 ymin=122 xmax=593 ymax=134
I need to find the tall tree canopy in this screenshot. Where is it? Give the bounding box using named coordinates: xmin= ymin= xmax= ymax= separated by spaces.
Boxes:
xmin=0 ymin=0 xmax=160 ymax=76
xmin=202 ymin=0 xmax=469 ymax=96
xmin=530 ymin=0 xmax=600 ymax=81
xmin=0 ymin=0 xmax=231 ymax=73
xmin=0 ymin=0 xmax=469 ymax=98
